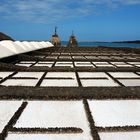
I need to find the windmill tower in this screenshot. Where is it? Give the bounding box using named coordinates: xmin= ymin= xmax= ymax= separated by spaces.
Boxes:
xmin=51 ymin=27 xmax=61 ymax=47
xmin=67 ymin=31 xmax=78 ymax=47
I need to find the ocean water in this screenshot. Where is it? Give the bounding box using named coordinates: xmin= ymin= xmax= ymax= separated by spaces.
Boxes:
xmin=61 ymin=41 xmax=140 ymax=48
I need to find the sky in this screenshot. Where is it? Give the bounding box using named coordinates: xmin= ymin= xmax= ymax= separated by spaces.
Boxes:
xmin=0 ymin=0 xmax=140 ymax=41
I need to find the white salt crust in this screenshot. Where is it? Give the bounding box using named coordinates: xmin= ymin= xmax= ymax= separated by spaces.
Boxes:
xmin=118 ymin=79 xmax=140 ymax=86
xmin=6 ymin=134 xmax=92 ymax=140
xmin=115 ymin=64 xmax=133 ymax=67
xmin=75 ymin=62 xmax=94 ymax=67
xmin=19 ymin=61 xmax=36 ymax=64
xmin=85 ymin=56 xmax=98 ymax=59
xmin=92 ymin=62 xmax=109 ymax=65
xmin=59 ymin=56 xmax=72 ymax=58
xmin=38 ymin=61 xmax=54 ymax=63
xmin=95 ymin=65 xmax=114 ymax=67
xmin=56 ymin=61 xmax=73 ymax=64
xmin=1 ymin=72 xmax=44 ymax=87
xmin=78 ymin=72 xmax=119 ymax=87
xmin=55 ymin=62 xmax=73 ymax=68
xmin=78 ymin=72 xmax=107 ymax=78
xmin=0 ymin=72 xmax=14 ymax=79
xmin=99 ymin=132 xmax=140 ymax=140
xmin=72 ymin=56 xmax=85 ymax=59
xmin=88 ymin=100 xmax=140 ymax=127
xmin=1 ymin=79 xmax=39 ymax=87
xmin=46 ymin=56 xmax=58 ymax=59
xmin=109 ymin=72 xmax=139 ymax=78
xmin=111 ymin=62 xmax=126 ymax=65
xmin=13 ymin=72 xmax=44 ymax=78
xmin=0 ymin=40 xmax=53 ymax=59
xmin=34 ymin=63 xmax=53 ymax=67
xmin=15 ymin=63 xmax=32 ymax=67
xmin=40 ymin=72 xmax=78 ymax=87
xmin=0 ymin=101 xmax=22 ymax=133
xmin=128 ymin=62 xmax=140 ymax=65
xmin=14 ymin=101 xmax=92 ymax=140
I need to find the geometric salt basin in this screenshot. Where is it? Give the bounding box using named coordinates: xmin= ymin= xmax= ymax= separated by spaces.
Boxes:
xmin=1 ymin=72 xmax=44 ymax=87
xmin=109 ymin=72 xmax=140 ymax=78
xmin=128 ymin=62 xmax=140 ymax=65
xmin=92 ymin=62 xmax=109 ymax=65
xmin=36 ymin=61 xmax=54 ymax=64
xmin=0 ymin=72 xmax=14 ymax=79
xmin=95 ymin=64 xmax=114 ymax=67
xmin=111 ymin=62 xmax=126 ymax=65
xmin=118 ymin=79 xmax=140 ymax=86
xmin=88 ymin=100 xmax=140 ymax=127
xmin=19 ymin=61 xmax=36 ymax=64
xmin=34 ymin=63 xmax=53 ymax=67
xmin=74 ymin=62 xmax=94 ymax=67
xmin=55 ymin=62 xmax=73 ymax=68
xmin=14 ymin=101 xmax=92 ymax=140
xmin=80 ymin=79 xmax=119 ymax=87
xmin=40 ymin=72 xmax=78 ymax=87
xmin=92 ymin=62 xmax=113 ymax=67
xmin=0 ymin=101 xmax=22 ymax=133
xmin=115 ymin=64 xmax=133 ymax=67
xmin=78 ymin=72 xmax=119 ymax=87
xmin=109 ymin=72 xmax=140 ymax=86
xmin=99 ymin=132 xmax=140 ymax=140
xmin=6 ymin=134 xmax=92 ymax=140
xmin=15 ymin=63 xmax=32 ymax=67
xmin=1 ymin=79 xmax=40 ymax=87
xmin=34 ymin=61 xmax=54 ymax=67
xmin=12 ymin=72 xmax=44 ymax=78
xmin=78 ymin=72 xmax=109 ymax=78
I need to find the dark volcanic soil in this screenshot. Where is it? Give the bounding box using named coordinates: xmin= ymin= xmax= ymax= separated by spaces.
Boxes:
xmin=0 ymin=32 xmax=14 ymax=41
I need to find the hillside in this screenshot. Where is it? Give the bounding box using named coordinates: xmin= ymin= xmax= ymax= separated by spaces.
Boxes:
xmin=0 ymin=32 xmax=14 ymax=41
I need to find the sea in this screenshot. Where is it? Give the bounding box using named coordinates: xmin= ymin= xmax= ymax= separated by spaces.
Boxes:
xmin=61 ymin=41 xmax=140 ymax=48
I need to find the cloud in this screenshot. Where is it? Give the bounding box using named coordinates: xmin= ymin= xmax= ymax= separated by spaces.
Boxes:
xmin=0 ymin=0 xmax=140 ymax=23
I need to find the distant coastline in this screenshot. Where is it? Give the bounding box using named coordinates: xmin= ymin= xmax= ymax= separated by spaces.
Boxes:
xmin=112 ymin=40 xmax=140 ymax=44
xmin=78 ymin=40 xmax=140 ymax=44
xmin=61 ymin=41 xmax=140 ymax=48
